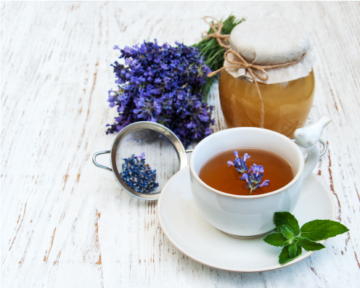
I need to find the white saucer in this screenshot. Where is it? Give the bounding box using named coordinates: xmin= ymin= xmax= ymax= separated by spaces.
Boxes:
xmin=157 ymin=166 xmax=336 ymax=272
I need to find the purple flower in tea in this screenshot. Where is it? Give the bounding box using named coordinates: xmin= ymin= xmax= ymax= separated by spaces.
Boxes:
xmin=240 ymin=172 xmax=249 ymax=183
xmin=228 ymin=151 xmax=250 ymax=174
xmin=228 ymin=152 xmax=270 ymax=195
xmin=250 ymin=164 xmax=264 ymax=176
xmin=260 ymin=180 xmax=270 ymax=188
xmin=227 ymin=160 xmax=234 ymax=166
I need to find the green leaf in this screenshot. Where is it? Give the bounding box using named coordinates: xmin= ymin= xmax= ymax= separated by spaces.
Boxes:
xmin=192 ymin=15 xmax=245 ymax=101
xmin=274 ymin=212 xmax=300 ymax=235
xmin=279 ymin=245 xmax=302 ymax=265
xmin=280 ymin=225 xmax=295 ymax=241
xmin=300 ymin=220 xmax=349 ymax=241
xmin=289 ymin=243 xmax=297 ymax=258
xmin=263 ymin=232 xmax=288 ymax=247
xmin=283 ymin=239 xmax=293 ymax=246
xmin=295 ymin=237 xmax=326 ymax=251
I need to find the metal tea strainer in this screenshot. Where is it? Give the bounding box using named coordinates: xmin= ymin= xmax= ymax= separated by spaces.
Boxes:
xmin=92 ymin=122 xmax=188 ymax=200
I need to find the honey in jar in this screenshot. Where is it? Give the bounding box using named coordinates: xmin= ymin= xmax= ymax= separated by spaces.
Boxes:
xmin=219 ymin=69 xmax=315 ymax=138
xmin=218 ymin=18 xmax=316 ymax=138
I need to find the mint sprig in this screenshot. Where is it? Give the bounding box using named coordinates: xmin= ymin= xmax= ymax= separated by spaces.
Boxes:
xmin=263 ymin=212 xmax=349 ymax=265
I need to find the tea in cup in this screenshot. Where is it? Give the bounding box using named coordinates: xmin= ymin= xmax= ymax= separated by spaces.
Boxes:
xmin=189 ymin=126 xmax=323 ymax=237
xmin=199 ymin=148 xmax=294 ymax=196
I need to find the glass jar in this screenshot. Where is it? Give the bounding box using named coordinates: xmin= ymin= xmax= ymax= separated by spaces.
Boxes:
xmin=219 ymin=69 xmax=315 ymax=138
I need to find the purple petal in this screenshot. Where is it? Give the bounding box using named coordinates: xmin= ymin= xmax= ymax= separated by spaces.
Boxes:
xmin=161 ymin=64 xmax=169 ymax=70
xmin=240 ymin=173 xmax=249 ymax=183
xmin=204 ymin=127 xmax=212 ymax=136
xmin=250 ymin=164 xmax=264 ymax=176
xmin=260 ymin=180 xmax=270 ymax=188
xmin=186 ymin=121 xmax=196 ymax=129
xmin=243 ymin=153 xmax=250 ymax=161
xmin=234 ymin=151 xmax=239 ymax=158
xmin=123 ymin=46 xmax=132 ymax=54
xmin=198 ymin=115 xmax=209 ymax=122
xmin=227 ymin=160 xmax=234 ymax=167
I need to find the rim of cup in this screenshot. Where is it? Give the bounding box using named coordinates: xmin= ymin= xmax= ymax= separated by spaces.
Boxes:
xmin=189 ymin=127 xmax=305 ymax=199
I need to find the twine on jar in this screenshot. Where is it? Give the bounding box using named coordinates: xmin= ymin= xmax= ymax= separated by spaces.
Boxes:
xmin=208 ymin=49 xmax=306 ymax=128
xmin=202 ymin=16 xmax=231 ymax=49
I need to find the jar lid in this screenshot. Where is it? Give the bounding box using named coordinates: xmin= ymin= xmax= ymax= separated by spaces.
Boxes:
xmin=225 ymin=18 xmax=316 ymax=84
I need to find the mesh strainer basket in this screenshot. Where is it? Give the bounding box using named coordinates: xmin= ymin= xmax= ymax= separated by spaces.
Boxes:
xmin=92 ymin=122 xmax=187 ymax=200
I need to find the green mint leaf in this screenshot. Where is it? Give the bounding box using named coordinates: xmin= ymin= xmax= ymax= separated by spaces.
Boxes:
xmin=300 ymin=220 xmax=349 ymax=241
xmin=280 ymin=225 xmax=295 ymax=241
xmin=295 ymin=236 xmax=326 ymax=251
xmin=274 ymin=212 xmax=300 ymax=236
xmin=263 ymin=232 xmax=288 ymax=247
xmin=288 ymin=243 xmax=297 ymax=258
xmin=279 ymin=245 xmax=302 ymax=265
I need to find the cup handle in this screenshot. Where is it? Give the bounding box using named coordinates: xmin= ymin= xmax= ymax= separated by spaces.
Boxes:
xmin=92 ymin=150 xmax=112 ymax=171
xmin=302 ymin=145 xmax=319 ymax=179
xmin=319 ymin=139 xmax=328 ymax=157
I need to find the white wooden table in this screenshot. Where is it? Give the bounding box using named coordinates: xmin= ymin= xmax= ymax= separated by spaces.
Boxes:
xmin=2 ymin=2 xmax=360 ymax=287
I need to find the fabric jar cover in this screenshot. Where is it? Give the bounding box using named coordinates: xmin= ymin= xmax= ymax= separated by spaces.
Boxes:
xmin=225 ymin=18 xmax=315 ymax=84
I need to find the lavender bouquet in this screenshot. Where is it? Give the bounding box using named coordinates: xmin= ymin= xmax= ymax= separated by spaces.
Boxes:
xmin=106 ymin=40 xmax=214 ymax=148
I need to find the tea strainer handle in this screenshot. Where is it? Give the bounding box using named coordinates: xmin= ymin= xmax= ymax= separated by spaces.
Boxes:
xmin=92 ymin=150 xmax=112 ymax=171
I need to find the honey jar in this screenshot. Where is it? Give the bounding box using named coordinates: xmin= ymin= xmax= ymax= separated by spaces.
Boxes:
xmin=218 ymin=18 xmax=316 ymax=138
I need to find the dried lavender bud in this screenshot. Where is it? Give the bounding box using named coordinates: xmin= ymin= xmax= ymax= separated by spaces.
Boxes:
xmin=120 ymin=153 xmax=159 ymax=193
xmin=228 ymin=152 xmax=270 ymax=195
xmin=106 ymin=40 xmax=214 ymax=148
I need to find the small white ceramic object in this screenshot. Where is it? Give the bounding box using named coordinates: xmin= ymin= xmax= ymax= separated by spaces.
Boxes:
xmin=189 ymin=127 xmax=323 ymax=237
xmin=157 ymin=166 xmax=336 ymax=272
xmin=294 ymin=115 xmax=332 ymax=149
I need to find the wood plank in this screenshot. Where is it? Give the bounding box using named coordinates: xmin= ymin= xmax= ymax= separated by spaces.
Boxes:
xmin=1 ymin=1 xmax=360 ymax=287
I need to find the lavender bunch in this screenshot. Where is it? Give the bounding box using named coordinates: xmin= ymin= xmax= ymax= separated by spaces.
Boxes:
xmin=228 ymin=152 xmax=270 ymax=195
xmin=120 ymin=153 xmax=159 ymax=193
xmin=106 ymin=40 xmax=214 ymax=148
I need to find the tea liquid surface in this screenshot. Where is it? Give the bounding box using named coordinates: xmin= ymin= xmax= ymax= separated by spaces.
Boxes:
xmin=199 ymin=148 xmax=294 ymax=196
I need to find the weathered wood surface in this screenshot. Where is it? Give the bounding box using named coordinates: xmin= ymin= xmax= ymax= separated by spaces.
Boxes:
xmin=1 ymin=2 xmax=360 ymax=287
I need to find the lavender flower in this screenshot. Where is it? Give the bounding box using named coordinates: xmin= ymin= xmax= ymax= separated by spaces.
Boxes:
xmin=120 ymin=153 xmax=159 ymax=193
xmin=228 ymin=153 xmax=270 ymax=195
xmin=227 ymin=151 xmax=250 ymax=174
xmin=250 ymin=163 xmax=264 ymax=177
xmin=106 ymin=40 xmax=214 ymax=148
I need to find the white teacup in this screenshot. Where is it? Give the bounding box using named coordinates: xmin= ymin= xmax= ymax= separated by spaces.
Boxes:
xmin=189 ymin=127 xmax=321 ymax=238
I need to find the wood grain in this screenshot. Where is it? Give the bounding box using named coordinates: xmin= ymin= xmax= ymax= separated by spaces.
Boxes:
xmin=1 ymin=2 xmax=360 ymax=287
